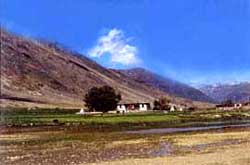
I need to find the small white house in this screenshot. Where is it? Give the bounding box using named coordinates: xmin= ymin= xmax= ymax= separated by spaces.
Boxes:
xmin=117 ymin=102 xmax=150 ymax=113
xmin=139 ymin=103 xmax=148 ymax=111
xmin=117 ymin=104 xmax=127 ymax=113
xmin=234 ymin=103 xmax=242 ymax=109
xmin=169 ymin=103 xmax=186 ymax=112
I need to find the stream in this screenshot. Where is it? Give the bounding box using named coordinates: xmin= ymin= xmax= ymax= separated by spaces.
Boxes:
xmin=126 ymin=123 xmax=250 ymax=134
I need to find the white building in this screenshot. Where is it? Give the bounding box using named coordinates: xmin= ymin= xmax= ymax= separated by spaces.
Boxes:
xmin=170 ymin=105 xmax=176 ymax=112
xmin=117 ymin=102 xmax=150 ymax=113
xmin=139 ymin=103 xmax=148 ymax=111
xmin=169 ymin=103 xmax=186 ymax=112
xmin=234 ymin=103 xmax=242 ymax=109
xmin=117 ymin=104 xmax=127 ymax=113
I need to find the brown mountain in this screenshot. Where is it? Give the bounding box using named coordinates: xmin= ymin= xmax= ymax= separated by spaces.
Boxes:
xmin=0 ymin=29 xmax=212 ymax=108
xmin=116 ymin=68 xmax=214 ymax=103
xmin=199 ymin=83 xmax=250 ymax=103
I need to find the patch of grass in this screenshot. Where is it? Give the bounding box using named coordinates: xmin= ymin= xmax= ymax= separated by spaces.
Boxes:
xmin=1 ymin=108 xmax=250 ymax=131
xmin=1 ymin=113 xmax=180 ymax=125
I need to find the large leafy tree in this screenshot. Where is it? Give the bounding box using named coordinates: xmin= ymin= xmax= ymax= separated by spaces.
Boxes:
xmin=84 ymin=86 xmax=121 ymax=113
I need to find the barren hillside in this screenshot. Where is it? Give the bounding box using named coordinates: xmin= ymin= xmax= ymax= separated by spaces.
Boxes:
xmin=0 ymin=29 xmax=212 ymax=108
xmin=0 ymin=29 xmax=164 ymax=108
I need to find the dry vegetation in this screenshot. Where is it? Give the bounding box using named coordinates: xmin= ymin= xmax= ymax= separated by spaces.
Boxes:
xmin=1 ymin=125 xmax=250 ymax=165
xmin=91 ymin=128 xmax=250 ymax=165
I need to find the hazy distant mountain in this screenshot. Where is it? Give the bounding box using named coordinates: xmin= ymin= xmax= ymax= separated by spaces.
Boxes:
xmin=199 ymin=82 xmax=250 ymax=103
xmin=116 ymin=68 xmax=214 ymax=103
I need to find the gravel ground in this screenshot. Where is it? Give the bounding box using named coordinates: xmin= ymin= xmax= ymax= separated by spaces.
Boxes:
xmin=1 ymin=126 xmax=250 ymax=165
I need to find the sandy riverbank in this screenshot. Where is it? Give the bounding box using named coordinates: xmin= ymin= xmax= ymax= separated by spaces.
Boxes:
xmin=90 ymin=128 xmax=250 ymax=165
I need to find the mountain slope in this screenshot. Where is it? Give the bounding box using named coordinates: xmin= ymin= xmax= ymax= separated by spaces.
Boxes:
xmin=199 ymin=83 xmax=250 ymax=103
xmin=1 ymin=29 xmax=173 ymax=108
xmin=0 ymin=29 xmax=214 ymax=108
xmin=116 ymin=68 xmax=214 ymax=103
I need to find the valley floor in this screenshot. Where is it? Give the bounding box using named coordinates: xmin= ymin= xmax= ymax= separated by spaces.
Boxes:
xmin=98 ymin=141 xmax=250 ymax=165
xmin=1 ymin=124 xmax=250 ymax=165
xmin=1 ymin=109 xmax=250 ymax=164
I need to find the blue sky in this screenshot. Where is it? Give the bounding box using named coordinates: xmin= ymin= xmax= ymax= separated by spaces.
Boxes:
xmin=1 ymin=0 xmax=249 ymax=85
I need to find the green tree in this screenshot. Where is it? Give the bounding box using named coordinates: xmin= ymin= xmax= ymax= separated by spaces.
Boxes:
xmin=153 ymin=97 xmax=171 ymax=110
xmin=84 ymin=86 xmax=121 ymax=113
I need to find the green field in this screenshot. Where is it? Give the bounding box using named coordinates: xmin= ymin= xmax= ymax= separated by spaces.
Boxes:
xmin=1 ymin=108 xmax=250 ymax=130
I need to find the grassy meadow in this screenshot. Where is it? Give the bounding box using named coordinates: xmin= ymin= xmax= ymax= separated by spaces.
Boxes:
xmin=1 ymin=108 xmax=250 ymax=131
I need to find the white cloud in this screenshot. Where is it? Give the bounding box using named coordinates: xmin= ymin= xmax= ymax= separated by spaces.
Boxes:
xmin=88 ymin=28 xmax=140 ymax=65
